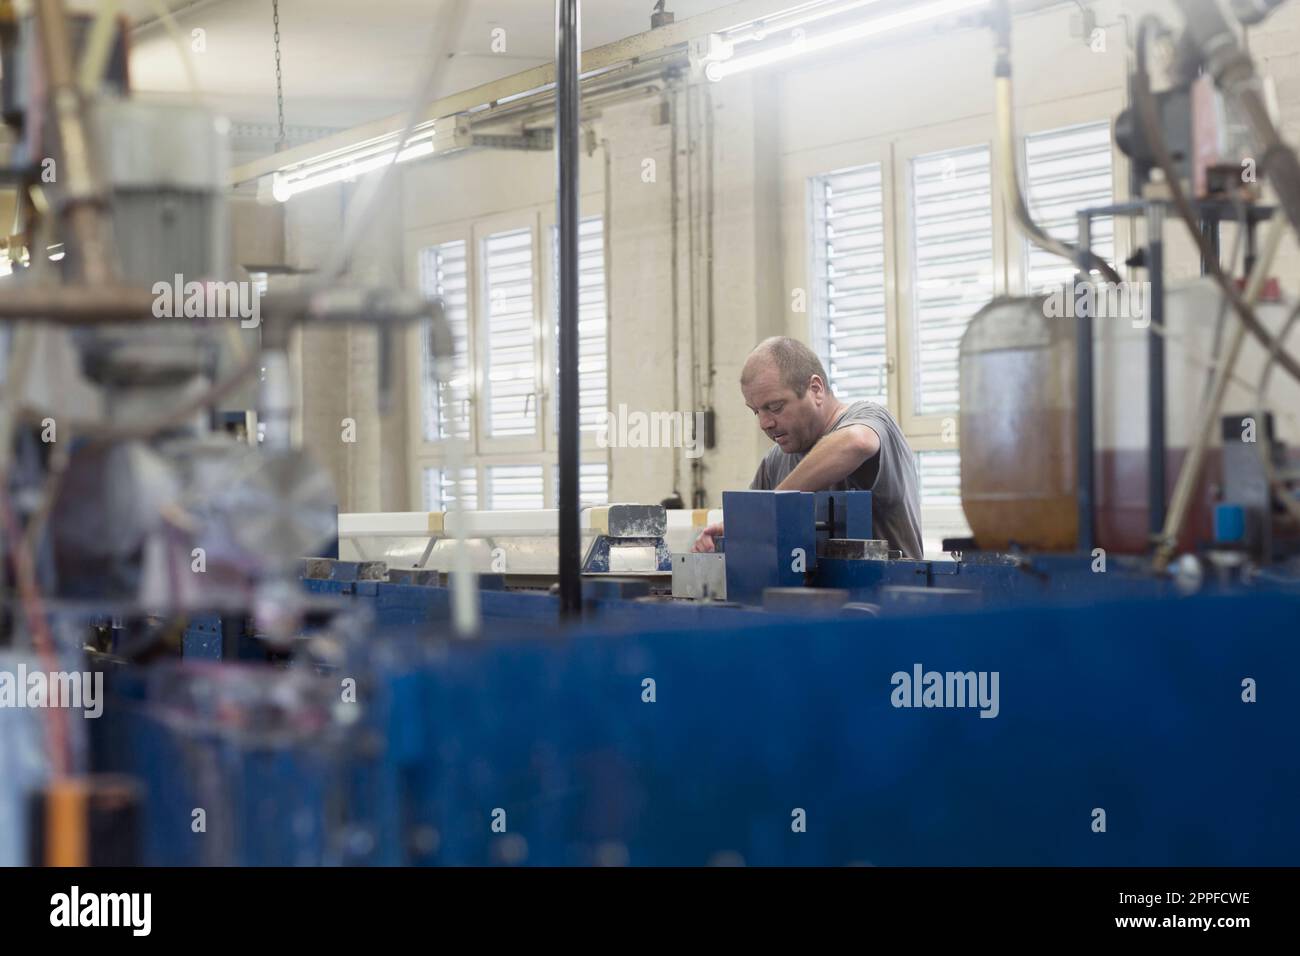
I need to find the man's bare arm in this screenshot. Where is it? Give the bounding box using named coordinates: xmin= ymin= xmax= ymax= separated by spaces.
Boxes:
xmin=775 ymin=424 xmax=880 ymax=491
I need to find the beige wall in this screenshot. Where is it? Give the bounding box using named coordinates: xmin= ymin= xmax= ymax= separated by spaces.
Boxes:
xmin=268 ymin=0 xmax=1300 ymax=516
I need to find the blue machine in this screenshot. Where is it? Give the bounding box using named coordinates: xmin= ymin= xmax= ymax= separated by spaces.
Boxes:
xmin=98 ymin=587 xmax=1300 ymax=866
xmin=722 ymin=490 xmax=877 ymax=604
xmin=91 ymin=489 xmax=1300 ymax=866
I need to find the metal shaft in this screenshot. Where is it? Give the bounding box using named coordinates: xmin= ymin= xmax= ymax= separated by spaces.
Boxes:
xmin=1146 ymin=203 xmax=1166 ymax=540
xmin=34 ymin=0 xmax=114 ymax=285
xmin=556 ymin=0 xmax=582 ymax=616
xmin=1075 ymin=212 xmax=1095 ymax=553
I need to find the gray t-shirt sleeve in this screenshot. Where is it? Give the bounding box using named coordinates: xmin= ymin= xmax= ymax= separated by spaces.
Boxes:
xmin=828 ymin=404 xmax=889 ymax=490
xmin=828 ymin=402 xmax=925 ymax=559
xmin=749 ymin=457 xmax=768 ymax=490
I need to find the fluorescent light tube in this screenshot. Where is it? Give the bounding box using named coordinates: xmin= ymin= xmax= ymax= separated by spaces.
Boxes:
xmin=265 ymin=117 xmax=470 ymax=202
xmin=271 ymin=140 xmax=436 ymax=202
xmin=708 ymin=0 xmax=988 ymax=81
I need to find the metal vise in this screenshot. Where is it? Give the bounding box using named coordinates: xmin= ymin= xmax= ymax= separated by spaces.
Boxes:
xmin=718 ymin=490 xmax=882 ymax=605
xmin=581 ymin=504 xmax=672 ymax=574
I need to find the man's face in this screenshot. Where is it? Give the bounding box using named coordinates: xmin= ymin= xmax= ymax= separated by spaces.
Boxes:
xmin=741 ymin=362 xmax=827 ymax=455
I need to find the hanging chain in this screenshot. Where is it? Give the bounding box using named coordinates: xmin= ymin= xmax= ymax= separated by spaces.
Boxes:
xmin=273 ymin=0 xmax=286 ymax=150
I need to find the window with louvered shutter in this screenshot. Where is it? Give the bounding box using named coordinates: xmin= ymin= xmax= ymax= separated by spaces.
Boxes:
xmin=482 ymin=228 xmax=538 ymax=438
xmin=910 ymin=144 xmax=993 ymax=416
xmin=810 ymin=163 xmax=887 ymax=403
xmin=1024 ymin=121 xmax=1114 ymax=292
xmin=417 ymin=240 xmax=471 ymax=442
xmin=551 ymin=217 xmax=609 ymax=432
xmin=487 ymin=464 xmax=545 ymax=509
xmin=917 ymin=449 xmax=963 ymax=507
xmin=915 ymin=449 xmax=971 ymax=555
xmin=422 ymin=466 xmax=478 ymax=512
xmin=552 ymin=461 xmax=609 ymax=507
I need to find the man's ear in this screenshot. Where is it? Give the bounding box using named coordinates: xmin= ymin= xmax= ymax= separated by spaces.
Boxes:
xmin=808 ymin=375 xmax=827 ymax=401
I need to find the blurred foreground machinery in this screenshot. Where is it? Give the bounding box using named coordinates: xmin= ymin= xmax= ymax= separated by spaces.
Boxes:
xmin=0 ymin=0 xmax=448 ymax=864
xmin=2 ymin=0 xmax=1300 ymax=868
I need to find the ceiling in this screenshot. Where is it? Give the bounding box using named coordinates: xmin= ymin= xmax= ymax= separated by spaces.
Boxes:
xmin=109 ymin=0 xmax=734 ymax=131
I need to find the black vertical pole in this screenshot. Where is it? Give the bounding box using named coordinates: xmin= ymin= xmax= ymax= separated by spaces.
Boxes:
xmin=1147 ymin=203 xmax=1167 ymax=543
xmin=1076 ymin=211 xmax=1096 ymax=553
xmin=1244 ymin=209 xmax=1259 ymax=276
xmin=1199 ymin=210 xmax=1221 ymax=273
xmin=556 ymin=0 xmax=582 ymax=616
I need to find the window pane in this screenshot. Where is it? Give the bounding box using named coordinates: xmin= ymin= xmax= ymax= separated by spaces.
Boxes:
xmin=552 ymin=461 xmax=609 ymax=507
xmin=811 ymin=163 xmax=887 ymax=403
xmin=417 ymin=240 xmax=471 ymax=442
xmin=551 ymin=217 xmax=609 ymax=432
xmin=911 ymin=144 xmax=993 ymax=416
xmin=1024 ymin=121 xmax=1114 ymax=291
xmin=917 ymin=449 xmax=963 ymax=506
xmin=483 ymin=228 xmax=537 ymax=438
xmin=487 ymin=464 xmax=544 ymax=509
xmin=915 ymin=449 xmax=972 ymax=555
xmin=423 ymin=466 xmax=478 ymax=511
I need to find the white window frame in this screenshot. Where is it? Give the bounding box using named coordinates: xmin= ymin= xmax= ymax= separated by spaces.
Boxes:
xmin=893 ymin=118 xmax=1009 ymax=441
xmin=539 ymin=196 xmax=611 ymax=507
xmin=782 ymin=136 xmax=901 ymax=416
xmin=405 ymin=220 xmax=477 ymax=503
xmin=473 ymin=209 xmax=546 ymax=455
xmin=786 ymin=105 xmax=1123 ymax=538
xmin=405 ymin=201 xmax=611 ymax=512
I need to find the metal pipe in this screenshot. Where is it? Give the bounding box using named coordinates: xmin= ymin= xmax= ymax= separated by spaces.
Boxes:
xmin=0 ymin=284 xmax=448 ymax=330
xmin=33 ymin=0 xmax=115 ymax=285
xmin=556 ymin=0 xmax=582 ymax=617
xmin=1146 ymin=203 xmax=1166 ymax=540
xmin=990 ymin=1 xmax=1122 ymax=284
xmin=1075 ymin=211 xmax=1095 ymax=553
xmin=500 ymin=75 xmax=666 ymax=131
xmin=0 ymin=285 xmax=156 ymax=322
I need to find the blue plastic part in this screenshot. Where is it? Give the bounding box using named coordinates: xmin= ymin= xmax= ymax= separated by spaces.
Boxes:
xmin=1215 ymin=503 xmax=1247 ymax=544
xmin=722 ymin=490 xmax=817 ymax=605
xmin=181 ymin=614 xmax=262 ymax=661
xmin=815 ymin=490 xmax=872 ymax=540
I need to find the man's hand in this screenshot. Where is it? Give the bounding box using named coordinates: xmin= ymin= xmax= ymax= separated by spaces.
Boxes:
xmin=691 ymin=522 xmax=724 ymax=552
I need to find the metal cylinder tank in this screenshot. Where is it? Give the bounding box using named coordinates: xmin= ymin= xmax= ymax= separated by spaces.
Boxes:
xmin=959 ymin=279 xmax=1300 ymax=554
xmin=959 ymin=295 xmax=1078 ymax=552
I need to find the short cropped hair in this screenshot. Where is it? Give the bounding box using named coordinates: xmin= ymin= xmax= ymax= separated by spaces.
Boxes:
xmin=741 ymin=336 xmax=830 ymax=398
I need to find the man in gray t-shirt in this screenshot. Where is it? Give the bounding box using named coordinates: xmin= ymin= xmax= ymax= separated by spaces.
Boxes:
xmin=692 ymin=336 xmax=923 ymax=559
